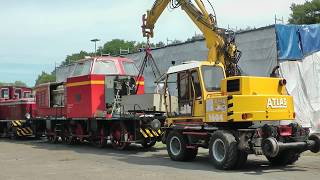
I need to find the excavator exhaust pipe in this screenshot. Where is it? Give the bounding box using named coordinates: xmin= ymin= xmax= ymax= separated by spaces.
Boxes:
xmin=262 ymin=133 xmax=320 ymax=157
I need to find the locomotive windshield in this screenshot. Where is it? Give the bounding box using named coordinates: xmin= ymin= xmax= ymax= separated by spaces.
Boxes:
xmin=73 ymin=60 xmax=92 ymax=77
xmin=93 ymin=60 xmax=118 ymax=75
xmin=122 ymin=62 xmax=138 ymax=76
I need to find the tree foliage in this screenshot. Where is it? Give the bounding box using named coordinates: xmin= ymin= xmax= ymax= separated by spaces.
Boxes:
xmin=98 ymin=39 xmax=136 ymax=56
xmin=35 ymin=71 xmax=55 ymax=86
xmin=0 ymin=81 xmax=28 ymax=87
xmin=62 ymin=50 xmax=91 ymax=66
xmin=14 ymin=81 xmax=27 ymax=87
xmin=289 ymin=0 xmax=320 ymax=24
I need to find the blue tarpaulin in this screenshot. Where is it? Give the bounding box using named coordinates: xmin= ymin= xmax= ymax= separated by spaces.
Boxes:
xmin=300 ymin=24 xmax=320 ymax=55
xmin=275 ymin=24 xmax=320 ymax=60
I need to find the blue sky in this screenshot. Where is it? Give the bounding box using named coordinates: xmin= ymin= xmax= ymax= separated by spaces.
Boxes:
xmin=0 ymin=0 xmax=305 ymax=86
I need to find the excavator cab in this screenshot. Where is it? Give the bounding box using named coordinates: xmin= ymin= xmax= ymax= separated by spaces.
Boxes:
xmin=164 ymin=61 xmax=225 ymax=119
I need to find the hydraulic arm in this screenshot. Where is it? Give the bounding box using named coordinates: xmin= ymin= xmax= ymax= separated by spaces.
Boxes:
xmin=142 ymin=0 xmax=239 ymax=76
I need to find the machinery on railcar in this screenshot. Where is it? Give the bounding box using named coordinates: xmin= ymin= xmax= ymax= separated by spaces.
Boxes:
xmin=34 ymin=55 xmax=165 ymax=149
xmin=0 ymin=85 xmax=36 ymax=137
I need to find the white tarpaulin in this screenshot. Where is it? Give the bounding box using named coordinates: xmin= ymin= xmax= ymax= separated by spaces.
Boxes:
xmin=280 ymin=51 xmax=320 ymax=131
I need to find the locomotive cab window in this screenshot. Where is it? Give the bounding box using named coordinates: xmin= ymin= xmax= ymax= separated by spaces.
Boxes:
xmin=15 ymin=88 xmax=22 ymax=99
xmin=72 ymin=60 xmax=92 ymax=77
xmin=122 ymin=62 xmax=139 ymax=76
xmin=1 ymin=88 xmax=9 ymax=99
xmin=93 ymin=60 xmax=118 ymax=75
xmin=24 ymin=91 xmax=32 ymax=98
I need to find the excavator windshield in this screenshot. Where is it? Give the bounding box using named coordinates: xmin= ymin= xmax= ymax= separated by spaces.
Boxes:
xmin=201 ymin=65 xmax=224 ymax=91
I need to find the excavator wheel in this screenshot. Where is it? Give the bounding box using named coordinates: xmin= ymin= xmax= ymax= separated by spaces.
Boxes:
xmin=234 ymin=150 xmax=248 ymax=169
xmin=209 ymin=131 xmax=239 ymax=170
xmin=166 ymin=131 xmax=197 ymax=161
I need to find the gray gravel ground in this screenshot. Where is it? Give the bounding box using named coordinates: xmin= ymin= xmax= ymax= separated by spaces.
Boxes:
xmin=0 ymin=139 xmax=319 ymax=180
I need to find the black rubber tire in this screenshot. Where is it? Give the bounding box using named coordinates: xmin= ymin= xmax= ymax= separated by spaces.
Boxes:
xmin=141 ymin=139 xmax=157 ymax=149
xmin=309 ymin=133 xmax=320 ymax=153
xmin=186 ymin=148 xmax=198 ymax=161
xmin=266 ymin=150 xmax=300 ymax=166
xmin=234 ymin=150 xmax=248 ymax=169
xmin=209 ymin=131 xmax=239 ymax=170
xmin=166 ymin=131 xmax=197 ymax=161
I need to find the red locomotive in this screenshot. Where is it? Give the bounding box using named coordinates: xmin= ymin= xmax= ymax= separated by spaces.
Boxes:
xmin=0 ymin=85 xmax=35 ymax=137
xmin=0 ymin=55 xmax=164 ymax=149
xmin=32 ymin=55 xmax=164 ymax=149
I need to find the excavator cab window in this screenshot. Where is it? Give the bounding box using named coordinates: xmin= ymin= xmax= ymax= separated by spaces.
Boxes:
xmin=166 ymin=73 xmax=178 ymax=117
xmin=166 ymin=69 xmax=203 ymax=117
xmin=191 ymin=70 xmax=202 ymax=99
xmin=177 ymin=71 xmax=192 ymax=116
xmin=201 ymin=66 xmax=224 ymax=91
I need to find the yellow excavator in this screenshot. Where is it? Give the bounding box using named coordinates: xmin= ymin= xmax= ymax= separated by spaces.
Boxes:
xmin=143 ymin=0 xmax=320 ymax=169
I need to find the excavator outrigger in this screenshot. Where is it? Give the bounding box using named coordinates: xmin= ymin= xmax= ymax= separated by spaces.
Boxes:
xmin=143 ymin=0 xmax=320 ymax=170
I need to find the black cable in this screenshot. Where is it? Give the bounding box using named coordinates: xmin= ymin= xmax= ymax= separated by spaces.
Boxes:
xmin=206 ymin=0 xmax=216 ymax=19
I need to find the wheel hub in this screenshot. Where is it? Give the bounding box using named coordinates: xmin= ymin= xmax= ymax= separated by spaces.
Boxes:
xmin=212 ymin=139 xmax=226 ymax=162
xmin=170 ymin=136 xmax=181 ymax=156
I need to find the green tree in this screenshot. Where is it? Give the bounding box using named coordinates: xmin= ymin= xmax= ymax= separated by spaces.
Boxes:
xmin=98 ymin=39 xmax=136 ymax=56
xmin=0 ymin=81 xmax=27 ymax=87
xmin=289 ymin=0 xmax=320 ymax=24
xmin=14 ymin=81 xmax=27 ymax=87
xmin=62 ymin=50 xmax=91 ymax=65
xmin=35 ymin=71 xmax=55 ymax=86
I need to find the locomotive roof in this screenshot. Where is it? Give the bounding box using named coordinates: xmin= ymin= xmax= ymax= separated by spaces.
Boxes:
xmin=61 ymin=55 xmax=134 ymax=67
xmin=54 ymin=55 xmax=139 ymax=84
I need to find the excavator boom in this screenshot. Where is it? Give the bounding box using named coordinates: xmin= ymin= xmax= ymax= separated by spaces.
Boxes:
xmin=142 ymin=0 xmax=237 ymax=68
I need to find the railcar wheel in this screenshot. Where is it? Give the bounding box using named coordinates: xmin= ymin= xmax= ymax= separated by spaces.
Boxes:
xmin=110 ymin=122 xmax=130 ymax=150
xmin=47 ymin=135 xmax=59 ymax=143
xmin=91 ymin=128 xmax=106 ymax=148
xmin=63 ymin=135 xmax=75 ymax=145
xmin=166 ymin=131 xmax=197 ymax=161
xmin=47 ymin=128 xmax=59 ymax=143
xmin=209 ymin=131 xmax=238 ymax=170
xmin=141 ymin=139 xmax=157 ymax=149
xmin=62 ymin=128 xmax=75 ymax=145
xmin=266 ymin=150 xmax=300 ymax=166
